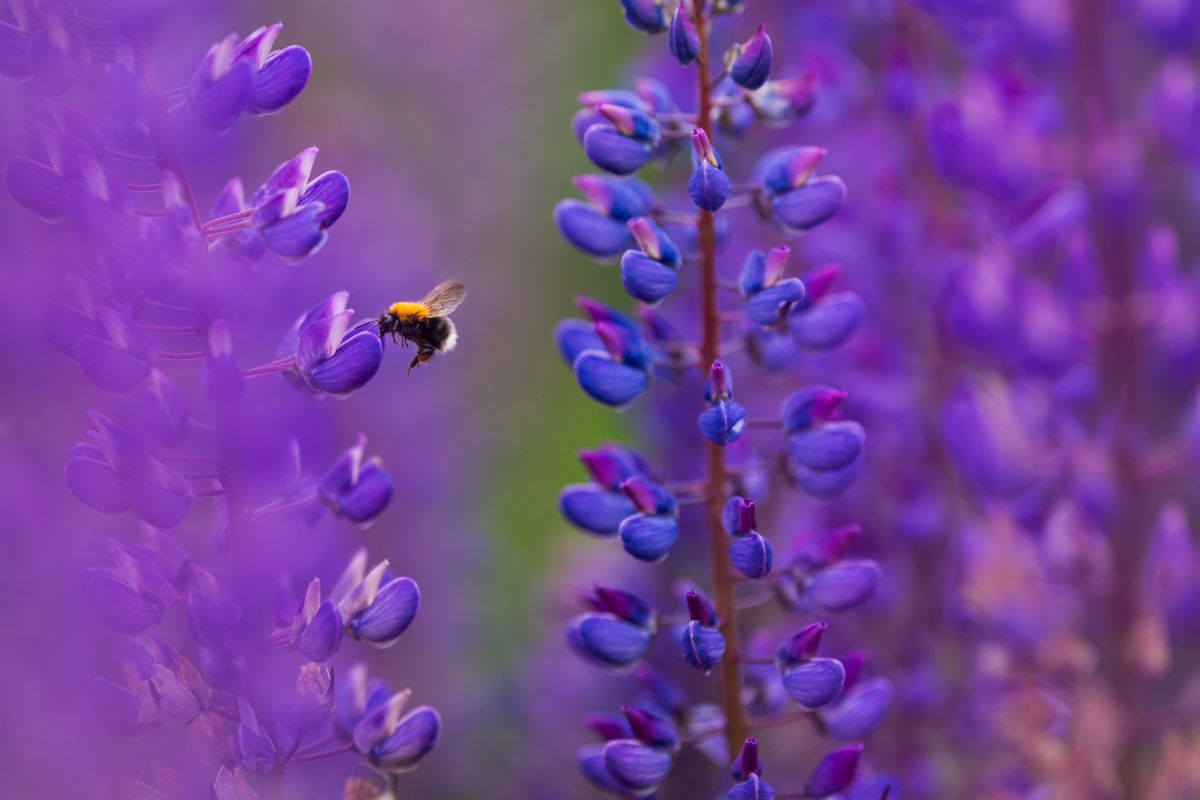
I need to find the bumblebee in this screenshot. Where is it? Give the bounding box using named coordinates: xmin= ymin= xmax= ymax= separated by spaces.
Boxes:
xmin=377 ymin=280 xmax=467 ymax=374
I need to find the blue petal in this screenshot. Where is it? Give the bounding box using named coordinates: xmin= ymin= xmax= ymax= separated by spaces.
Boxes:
xmin=746 ymin=279 xmax=806 ymax=326
xmin=688 ymin=163 xmax=733 ymax=211
xmin=794 ymin=460 xmax=862 ymax=499
xmin=86 ymin=573 xmax=163 ymax=633
xmin=296 ymin=599 xmax=343 ymax=662
xmin=807 ymin=560 xmax=881 ymax=612
xmin=805 ymin=744 xmax=864 ymax=797
xmin=555 ymin=319 xmax=605 ymax=366
xmin=129 ymin=465 xmax=194 ymax=529
xmin=668 ymin=4 xmax=700 ymax=65
xmin=728 ymin=532 xmax=774 ymax=579
xmin=584 ymin=125 xmax=655 ymax=176
xmin=333 ymin=462 xmax=393 ymax=524
xmin=574 ymin=351 xmax=649 ymax=408
xmin=299 ymin=170 xmax=350 ymax=228
xmin=559 ymin=484 xmax=636 ymax=535
xmin=260 ymin=203 xmax=328 ymax=261
xmin=781 ymin=658 xmax=846 ymax=709
xmin=619 ymin=0 xmax=669 ymax=32
xmin=729 ymin=775 xmax=776 ymax=800
xmin=4 ymin=157 xmax=69 ymax=221
xmin=603 ymin=739 xmax=672 ymax=792
xmin=680 ymin=621 xmax=726 ymax=672
xmin=791 ymin=292 xmax=865 ymax=350
xmin=578 ymin=745 xmax=628 ymax=793
xmin=305 ymin=331 xmax=384 ymax=395
xmin=731 ymin=27 xmax=774 ymax=90
xmin=619 ymin=513 xmax=679 ymax=562
xmin=554 ymin=199 xmax=633 ymax=258
xmin=190 ymin=59 xmax=253 ymax=132
xmin=620 ymin=250 xmax=677 ymax=305
xmin=568 ymin=614 xmax=653 ymax=669
xmin=0 ymin=22 xmax=31 ymax=80
xmin=698 ymin=400 xmax=748 ymax=446
xmin=787 ymin=422 xmax=865 ymax=472
xmin=371 ymin=707 xmax=441 ymax=772
xmin=248 ymin=45 xmax=312 ymax=114
xmin=772 ymin=176 xmax=846 ymax=231
xmin=349 ymin=577 xmax=419 ymax=647
xmin=65 ymin=455 xmax=130 ymax=514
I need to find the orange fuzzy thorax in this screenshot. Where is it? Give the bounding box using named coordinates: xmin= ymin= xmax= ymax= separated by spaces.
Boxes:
xmin=388 ymin=301 xmax=428 ymax=319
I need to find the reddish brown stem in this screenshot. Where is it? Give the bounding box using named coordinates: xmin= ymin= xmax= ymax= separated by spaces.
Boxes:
xmin=694 ymin=4 xmax=749 ymax=761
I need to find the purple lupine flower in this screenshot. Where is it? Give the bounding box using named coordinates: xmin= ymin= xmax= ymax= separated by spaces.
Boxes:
xmin=568 ymin=584 xmax=659 ymax=670
xmin=555 ymin=174 xmax=658 ymax=259
xmin=689 ymin=128 xmax=733 ymax=211
xmin=318 ymin=434 xmax=394 ymax=524
xmin=552 ymin=5 xmax=884 ymax=797
xmin=333 ymin=549 xmax=421 ymax=647
xmin=619 ymin=0 xmax=669 ymax=33
xmin=668 ymin=3 xmax=701 ymax=65
xmin=805 ymin=743 xmax=863 ymax=798
xmin=620 ymin=216 xmax=682 ymax=304
xmin=729 ymin=25 xmax=774 ymax=91
xmin=188 ymin=24 xmax=312 ymax=131
xmin=250 ymin=148 xmax=350 ymax=261
xmin=282 ymin=292 xmax=384 ymax=395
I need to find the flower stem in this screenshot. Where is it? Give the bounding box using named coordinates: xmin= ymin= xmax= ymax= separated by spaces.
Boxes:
xmin=695 ymin=3 xmax=749 ymax=762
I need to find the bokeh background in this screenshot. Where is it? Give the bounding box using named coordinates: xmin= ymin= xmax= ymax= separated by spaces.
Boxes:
xmin=4 ymin=0 xmax=1200 ymax=798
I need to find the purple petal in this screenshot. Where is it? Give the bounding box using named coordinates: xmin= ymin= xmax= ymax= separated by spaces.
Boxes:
xmin=370 ymin=707 xmax=441 ymax=772
xmin=0 ymin=22 xmax=31 ymax=80
xmin=729 ymin=532 xmax=774 ymax=579
xmin=554 ymin=199 xmax=634 ymax=258
xmin=304 ymin=330 xmax=384 ymax=395
xmin=555 ymin=319 xmax=606 ymax=365
xmin=29 ymin=29 xmax=84 ymax=93
xmin=559 ymin=484 xmax=637 ymax=535
xmin=787 ymin=422 xmax=865 ymax=472
xmin=297 ymin=308 xmax=353 ymax=373
xmin=807 ymin=560 xmax=881 ymax=613
xmin=729 ymin=775 xmax=776 ymax=800
xmin=4 ymin=157 xmax=69 ymax=221
xmin=619 ymin=513 xmax=679 ymax=562
xmin=791 ymin=292 xmax=864 ymax=350
xmin=603 ymin=739 xmax=672 ymax=792
xmin=620 ymin=250 xmax=677 ymax=305
xmin=568 ymin=614 xmax=653 ymax=670
xmin=698 ymin=400 xmax=748 ymax=446
xmin=86 ymin=572 xmax=163 ymax=633
xmin=805 ymin=744 xmax=864 ymax=798
xmin=668 ymin=4 xmax=701 ymax=65
xmin=129 ymin=463 xmax=195 ymax=529
xmin=254 ymin=147 xmax=319 ymax=203
xmin=260 ymin=202 xmax=328 ymax=261
xmin=747 ymin=278 xmax=807 ymax=326
xmin=349 ymin=577 xmax=419 ymax=647
xmin=584 ymin=125 xmax=655 ymax=176
xmin=781 ymin=658 xmax=846 ymax=709
xmin=731 ymin=26 xmax=774 ymax=90
xmin=248 ymin=45 xmax=311 ymax=114
xmin=680 ymin=620 xmax=726 ymax=672
xmin=296 ymin=600 xmax=343 ymax=662
xmin=772 ymin=176 xmax=846 ymax=231
xmin=794 ymin=460 xmax=862 ymax=499
xmin=149 ymin=664 xmax=203 ymax=725
xmin=65 ymin=455 xmax=130 ymax=514
xmin=190 ymin=58 xmax=253 ymax=131
xmin=688 ymin=162 xmax=733 ymax=212
xmin=298 ymin=170 xmax=350 ymax=228
xmin=578 ymin=745 xmax=628 ymax=793
xmin=574 ymin=351 xmax=649 ymax=408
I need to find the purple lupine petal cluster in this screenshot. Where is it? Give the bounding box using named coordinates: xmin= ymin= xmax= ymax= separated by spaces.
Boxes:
xmin=553 ymin=1 xmax=881 ymax=795
xmin=1 ymin=7 xmax=438 ymax=797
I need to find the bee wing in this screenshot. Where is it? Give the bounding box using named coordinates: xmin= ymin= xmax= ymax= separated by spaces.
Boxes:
xmin=419 ymin=280 xmax=467 ymax=317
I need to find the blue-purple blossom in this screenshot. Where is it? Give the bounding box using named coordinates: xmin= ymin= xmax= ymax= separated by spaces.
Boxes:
xmin=188 ymin=24 xmax=312 ymax=131
xmin=668 ymin=3 xmax=700 ymax=65
xmin=555 ymin=174 xmax=658 ymax=258
xmin=281 ymin=292 xmax=383 ymax=395
xmin=729 ymin=25 xmax=774 ymax=90
xmin=689 ymin=128 xmax=733 ymax=211
xmin=318 ymin=434 xmax=394 ymax=524
xmin=249 ymin=148 xmax=350 ymax=261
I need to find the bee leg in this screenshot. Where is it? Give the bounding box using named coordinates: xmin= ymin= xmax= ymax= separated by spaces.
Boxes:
xmin=406 ymin=350 xmax=433 ymax=377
